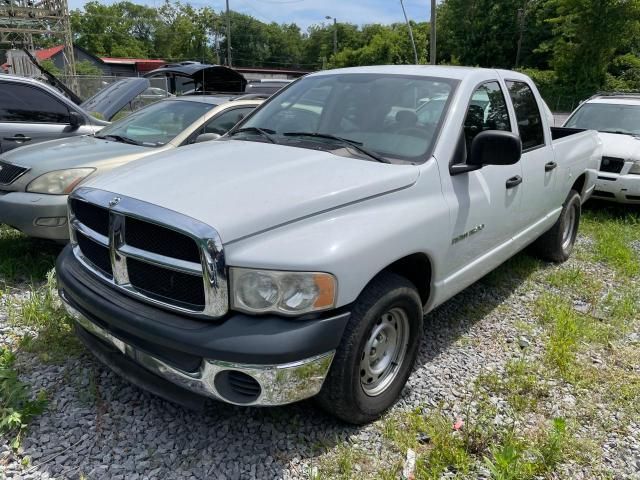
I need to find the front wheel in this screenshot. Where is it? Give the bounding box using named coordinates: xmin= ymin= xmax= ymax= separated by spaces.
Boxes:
xmin=532 ymin=189 xmax=581 ymax=263
xmin=316 ymin=272 xmax=423 ymax=424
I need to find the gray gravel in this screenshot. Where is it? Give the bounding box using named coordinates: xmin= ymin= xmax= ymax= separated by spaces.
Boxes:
xmin=1 ymin=241 xmax=638 ymax=479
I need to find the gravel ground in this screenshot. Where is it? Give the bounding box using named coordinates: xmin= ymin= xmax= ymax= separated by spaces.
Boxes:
xmin=1 ymin=235 xmax=639 ymax=479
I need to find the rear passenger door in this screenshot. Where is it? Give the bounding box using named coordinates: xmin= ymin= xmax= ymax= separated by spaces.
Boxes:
xmin=505 ymin=80 xmax=557 ymax=229
xmin=0 ymin=82 xmax=75 ymax=152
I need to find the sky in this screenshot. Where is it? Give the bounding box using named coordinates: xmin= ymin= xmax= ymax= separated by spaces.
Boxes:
xmin=67 ymin=0 xmax=436 ymax=30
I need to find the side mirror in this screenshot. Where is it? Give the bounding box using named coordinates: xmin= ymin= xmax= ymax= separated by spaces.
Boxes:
xmin=451 ymin=131 xmax=522 ymax=175
xmin=195 ymin=132 xmax=221 ymax=143
xmin=69 ymin=111 xmax=85 ymax=128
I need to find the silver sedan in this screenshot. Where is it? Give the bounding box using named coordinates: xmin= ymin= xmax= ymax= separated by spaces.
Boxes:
xmin=0 ymin=95 xmax=262 ymax=241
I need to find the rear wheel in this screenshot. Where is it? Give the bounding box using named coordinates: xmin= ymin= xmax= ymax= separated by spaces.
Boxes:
xmin=532 ymin=189 xmax=581 ymax=263
xmin=316 ymin=272 xmax=423 ymax=424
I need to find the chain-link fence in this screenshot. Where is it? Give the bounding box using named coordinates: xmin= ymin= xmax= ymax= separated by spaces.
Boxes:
xmin=58 ymin=75 xmax=170 ymax=102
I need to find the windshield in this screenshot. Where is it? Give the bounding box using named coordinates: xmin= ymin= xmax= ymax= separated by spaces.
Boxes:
xmin=565 ymin=102 xmax=640 ymax=135
xmin=233 ymin=73 xmax=457 ymax=162
xmin=97 ymin=99 xmax=215 ymax=147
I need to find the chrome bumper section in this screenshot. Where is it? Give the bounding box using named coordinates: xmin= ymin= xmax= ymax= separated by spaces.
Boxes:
xmin=62 ymin=298 xmax=334 ymax=407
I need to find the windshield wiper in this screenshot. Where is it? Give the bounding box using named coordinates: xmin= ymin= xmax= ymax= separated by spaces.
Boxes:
xmin=229 ymin=127 xmax=276 ymax=144
xmin=96 ymin=134 xmax=143 ymax=146
xmin=282 ymin=132 xmax=390 ymax=163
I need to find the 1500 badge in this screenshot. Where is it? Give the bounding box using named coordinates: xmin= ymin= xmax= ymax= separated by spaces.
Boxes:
xmin=452 ymin=224 xmax=485 ymax=245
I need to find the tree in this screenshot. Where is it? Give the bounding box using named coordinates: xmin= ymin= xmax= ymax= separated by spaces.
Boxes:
xmin=546 ymin=0 xmax=640 ymax=97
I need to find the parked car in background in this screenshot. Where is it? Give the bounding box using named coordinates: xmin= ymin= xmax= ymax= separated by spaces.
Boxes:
xmin=0 ymin=75 xmax=152 ymax=153
xmin=564 ymin=92 xmax=640 ymax=204
xmin=0 ymin=94 xmax=262 ymax=241
xmin=56 ymin=66 xmax=600 ymax=424
xmin=245 ymin=79 xmax=293 ymax=95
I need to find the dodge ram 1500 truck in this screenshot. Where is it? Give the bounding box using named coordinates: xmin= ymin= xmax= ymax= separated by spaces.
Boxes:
xmin=55 ymin=66 xmax=601 ymax=424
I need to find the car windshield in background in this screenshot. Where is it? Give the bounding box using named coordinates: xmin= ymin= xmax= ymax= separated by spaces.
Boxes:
xmin=96 ymin=100 xmax=215 ymax=147
xmin=232 ymin=74 xmax=457 ymax=163
xmin=565 ymin=102 xmax=640 ymax=136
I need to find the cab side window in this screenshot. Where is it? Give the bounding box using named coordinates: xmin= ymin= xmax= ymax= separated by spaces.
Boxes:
xmin=506 ymin=81 xmax=545 ymax=150
xmin=463 ymin=82 xmax=511 ymax=151
xmin=203 ymin=107 xmax=255 ymax=135
xmin=0 ymin=82 xmax=70 ymax=124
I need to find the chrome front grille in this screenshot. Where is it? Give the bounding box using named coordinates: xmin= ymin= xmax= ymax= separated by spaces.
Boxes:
xmin=68 ymin=187 xmax=228 ymax=319
xmin=0 ymin=161 xmax=28 ymax=185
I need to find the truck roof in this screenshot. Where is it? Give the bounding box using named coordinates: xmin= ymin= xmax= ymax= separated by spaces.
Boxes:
xmin=586 ymin=96 xmax=640 ymax=106
xmin=310 ymin=65 xmax=531 ymax=82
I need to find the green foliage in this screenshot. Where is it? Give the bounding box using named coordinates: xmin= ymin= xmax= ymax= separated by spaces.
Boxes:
xmin=75 ymin=60 xmax=102 ymax=76
xmin=39 ymin=59 xmax=62 ymax=76
xmin=0 ymin=226 xmax=58 ymax=285
xmin=0 ymin=347 xmax=47 ymax=445
xmin=8 ymin=271 xmax=82 ymax=362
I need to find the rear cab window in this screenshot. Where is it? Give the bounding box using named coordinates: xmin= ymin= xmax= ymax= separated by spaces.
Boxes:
xmin=506 ymin=81 xmax=545 ymax=151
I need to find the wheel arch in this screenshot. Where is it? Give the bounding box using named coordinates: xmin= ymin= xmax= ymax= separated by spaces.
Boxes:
xmin=371 ymin=252 xmax=433 ymax=307
xmin=571 ymin=173 xmax=587 ymax=198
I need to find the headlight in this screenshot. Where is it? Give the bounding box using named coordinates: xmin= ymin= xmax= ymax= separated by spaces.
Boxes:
xmin=629 ymin=161 xmax=640 ymax=175
xmin=26 ymin=168 xmax=96 ymax=195
xmin=230 ymin=268 xmax=337 ymax=315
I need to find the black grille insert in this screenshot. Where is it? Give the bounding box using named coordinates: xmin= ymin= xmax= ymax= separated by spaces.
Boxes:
xmin=127 ymin=257 xmax=205 ymax=309
xmin=600 ymin=156 xmax=625 ymax=174
xmin=0 ymin=161 xmax=28 ymax=185
xmin=76 ymin=232 xmax=113 ymax=277
xmin=125 ymin=217 xmax=201 ymax=263
xmin=71 ymin=199 xmax=110 ymax=236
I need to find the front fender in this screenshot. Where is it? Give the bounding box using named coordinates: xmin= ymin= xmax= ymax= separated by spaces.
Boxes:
xmin=225 ymin=168 xmax=450 ymax=308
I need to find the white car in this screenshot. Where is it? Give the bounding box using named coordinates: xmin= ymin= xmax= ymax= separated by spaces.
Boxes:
xmin=57 ymin=66 xmax=600 ymax=424
xmin=564 ymin=93 xmax=640 ymax=204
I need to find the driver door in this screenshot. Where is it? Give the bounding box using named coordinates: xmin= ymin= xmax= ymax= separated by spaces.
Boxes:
xmin=441 ymin=81 xmax=524 ymax=288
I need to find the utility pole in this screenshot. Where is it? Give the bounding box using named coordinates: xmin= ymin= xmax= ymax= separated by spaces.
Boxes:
xmin=226 ymin=0 xmax=232 ymax=67
xmin=430 ymin=0 xmax=437 ymax=65
xmin=515 ymin=7 xmax=526 ymax=68
xmin=400 ymin=0 xmax=419 ymax=64
xmin=326 ymin=16 xmax=337 ymax=56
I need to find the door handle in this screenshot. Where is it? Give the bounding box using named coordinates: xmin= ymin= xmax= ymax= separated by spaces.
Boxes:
xmin=506 ymin=175 xmax=523 ymax=189
xmin=3 ymin=135 xmax=32 ymax=142
xmin=545 ymin=161 xmax=558 ymax=172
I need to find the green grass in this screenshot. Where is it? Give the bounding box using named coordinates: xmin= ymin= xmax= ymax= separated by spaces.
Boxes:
xmin=7 ymin=271 xmax=81 ymax=362
xmin=0 ymin=226 xmax=59 ymax=285
xmin=477 ymin=358 xmax=550 ymax=413
xmin=0 ymin=347 xmax=47 ymax=448
xmin=581 ymin=208 xmax=640 ymax=278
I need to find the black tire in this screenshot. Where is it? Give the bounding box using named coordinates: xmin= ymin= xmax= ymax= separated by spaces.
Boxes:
xmin=316 ymin=272 xmax=423 ymax=425
xmin=532 ymin=189 xmax=581 ymax=263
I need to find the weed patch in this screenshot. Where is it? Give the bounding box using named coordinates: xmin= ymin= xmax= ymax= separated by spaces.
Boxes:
xmin=0 ymin=347 xmax=47 ymax=447
xmin=7 ymin=271 xmax=81 ymax=362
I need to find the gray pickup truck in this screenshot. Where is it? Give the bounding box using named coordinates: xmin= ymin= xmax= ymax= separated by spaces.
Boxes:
xmin=56 ymin=66 xmax=601 ymax=424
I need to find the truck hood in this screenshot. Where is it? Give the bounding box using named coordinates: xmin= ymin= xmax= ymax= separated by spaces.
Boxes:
xmin=89 ymin=140 xmax=420 ymax=243
xmin=598 ymin=132 xmax=640 ymax=160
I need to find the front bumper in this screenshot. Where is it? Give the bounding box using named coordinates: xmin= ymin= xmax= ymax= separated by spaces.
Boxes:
xmin=56 ymin=246 xmax=350 ymax=407
xmin=0 ymin=191 xmax=69 ymax=240
xmin=593 ymin=172 xmax=640 ymax=204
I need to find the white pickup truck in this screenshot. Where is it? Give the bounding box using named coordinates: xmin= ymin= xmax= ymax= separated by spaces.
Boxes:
xmin=56 ymin=66 xmax=601 ymax=424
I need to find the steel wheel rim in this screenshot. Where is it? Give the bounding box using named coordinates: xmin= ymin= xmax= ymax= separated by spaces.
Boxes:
xmin=360 ymin=307 xmax=410 ymax=397
xmin=562 ymin=203 xmax=577 ymax=250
